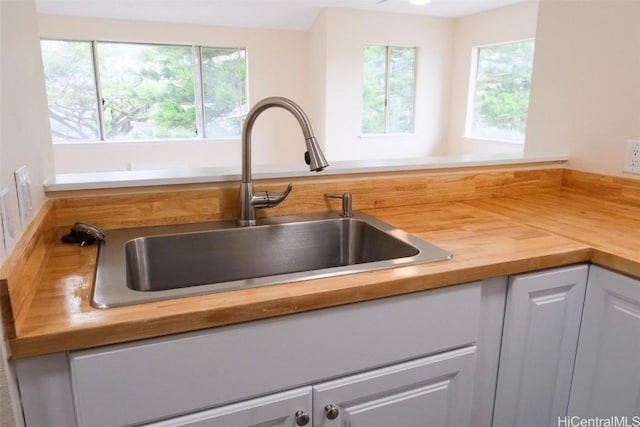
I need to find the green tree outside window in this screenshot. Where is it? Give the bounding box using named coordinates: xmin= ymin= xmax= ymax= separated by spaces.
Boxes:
xmin=363 ymin=45 xmax=416 ymax=135
xmin=469 ymin=39 xmax=535 ymax=142
xmin=40 ymin=40 xmax=247 ymax=142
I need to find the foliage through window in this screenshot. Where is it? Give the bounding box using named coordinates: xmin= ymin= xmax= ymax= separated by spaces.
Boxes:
xmin=467 ymin=39 xmax=535 ymax=142
xmin=362 ymin=45 xmax=416 ymax=135
xmin=40 ymin=40 xmax=100 ymax=140
xmin=202 ymin=47 xmax=247 ymax=138
xmin=40 ymin=40 xmax=247 ymax=142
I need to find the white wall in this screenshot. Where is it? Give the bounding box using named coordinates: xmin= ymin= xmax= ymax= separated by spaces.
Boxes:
xmin=526 ymin=0 xmax=640 ymax=177
xmin=448 ymin=1 xmax=539 ymax=156
xmin=1 ymin=3 xmax=53 ymax=244
xmin=1 ymin=0 xmax=53 ymax=425
xmin=307 ymin=10 xmax=328 ymax=151
xmin=320 ymin=8 xmax=454 ymax=161
xmin=38 ymin=15 xmax=313 ymax=173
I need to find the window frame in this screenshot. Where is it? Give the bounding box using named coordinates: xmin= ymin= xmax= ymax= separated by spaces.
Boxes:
xmin=40 ymin=38 xmax=248 ymax=143
xmin=362 ymin=44 xmax=417 ymax=136
xmin=465 ymin=38 xmax=535 ymax=144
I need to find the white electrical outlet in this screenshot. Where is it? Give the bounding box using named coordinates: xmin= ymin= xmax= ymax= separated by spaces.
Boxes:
xmin=14 ymin=165 xmax=33 ymax=228
xmin=0 ymin=188 xmax=19 ymax=253
xmin=623 ymin=140 xmax=640 ymax=174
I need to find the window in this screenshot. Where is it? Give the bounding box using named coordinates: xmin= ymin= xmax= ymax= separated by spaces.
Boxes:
xmin=201 ymin=47 xmax=247 ymax=138
xmin=362 ymin=45 xmax=416 ymax=134
xmin=40 ymin=40 xmax=100 ymax=141
xmin=467 ymin=39 xmax=535 ymax=142
xmin=97 ymin=42 xmax=196 ymax=140
xmin=40 ymin=40 xmax=247 ymax=142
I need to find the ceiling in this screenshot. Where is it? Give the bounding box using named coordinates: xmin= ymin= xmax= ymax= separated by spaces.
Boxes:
xmin=35 ymin=0 xmax=528 ymax=31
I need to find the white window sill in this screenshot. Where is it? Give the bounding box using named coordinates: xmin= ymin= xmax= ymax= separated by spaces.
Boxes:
xmin=358 ymin=133 xmax=416 ymax=139
xmin=52 ymin=137 xmax=239 ymax=146
xmin=463 ymin=135 xmax=525 ymax=145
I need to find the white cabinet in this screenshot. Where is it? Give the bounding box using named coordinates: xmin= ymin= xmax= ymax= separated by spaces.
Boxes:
xmin=144 ymin=387 xmax=312 ymax=427
xmin=149 ymin=346 xmax=477 ymax=427
xmin=312 ymin=346 xmax=477 ymax=427
xmin=493 ymin=264 xmax=588 ymax=427
xmin=470 ymin=277 xmax=508 ymax=427
xmin=568 ymin=265 xmax=640 ymax=417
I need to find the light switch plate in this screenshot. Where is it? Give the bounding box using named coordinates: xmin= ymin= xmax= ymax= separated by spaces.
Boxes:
xmin=14 ymin=165 xmax=33 ymax=228
xmin=0 ymin=188 xmax=18 ymax=253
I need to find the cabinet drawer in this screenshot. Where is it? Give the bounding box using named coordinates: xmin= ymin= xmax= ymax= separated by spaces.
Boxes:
xmin=143 ymin=386 xmax=312 ymax=427
xmin=70 ymin=282 xmax=481 ymax=427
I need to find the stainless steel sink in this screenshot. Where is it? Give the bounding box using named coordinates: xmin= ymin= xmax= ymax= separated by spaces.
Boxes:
xmin=93 ymin=212 xmax=452 ymax=308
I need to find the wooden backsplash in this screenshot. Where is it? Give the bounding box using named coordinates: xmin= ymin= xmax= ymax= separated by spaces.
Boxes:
xmin=51 ymin=168 xmax=564 ymax=231
xmin=0 ymin=201 xmax=56 ymax=337
xmin=563 ymin=169 xmax=640 ymax=205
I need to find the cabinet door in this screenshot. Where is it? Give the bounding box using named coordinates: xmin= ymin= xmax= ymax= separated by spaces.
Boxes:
xmin=312 ymin=346 xmax=476 ymax=427
xmin=493 ymin=264 xmax=588 ymax=427
xmin=568 ymin=265 xmax=640 ymax=417
xmin=144 ymin=386 xmax=312 ymax=427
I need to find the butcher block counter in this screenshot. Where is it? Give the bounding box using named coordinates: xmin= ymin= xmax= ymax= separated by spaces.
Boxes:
xmin=2 ymin=168 xmax=640 ymax=358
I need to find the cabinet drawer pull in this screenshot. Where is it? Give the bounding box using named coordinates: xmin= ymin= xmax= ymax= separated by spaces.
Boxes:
xmin=295 ymin=410 xmax=310 ymax=426
xmin=324 ymin=404 xmax=340 ymax=420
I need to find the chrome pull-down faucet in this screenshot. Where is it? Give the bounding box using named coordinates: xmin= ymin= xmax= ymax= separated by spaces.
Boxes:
xmin=238 ymin=97 xmax=329 ymax=226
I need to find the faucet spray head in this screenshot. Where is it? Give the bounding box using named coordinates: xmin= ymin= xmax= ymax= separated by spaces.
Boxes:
xmin=305 ymin=137 xmax=329 ymax=172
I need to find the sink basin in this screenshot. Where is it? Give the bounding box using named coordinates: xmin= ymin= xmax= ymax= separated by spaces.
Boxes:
xmin=93 ymin=212 xmax=452 ymax=308
xmin=126 ymin=218 xmax=420 ymax=292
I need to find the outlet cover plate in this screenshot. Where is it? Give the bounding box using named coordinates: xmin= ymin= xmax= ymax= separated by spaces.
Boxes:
xmin=623 ymin=140 xmax=640 ymax=174
xmin=0 ymin=188 xmax=19 ymax=253
xmin=14 ymin=165 xmax=33 ymax=228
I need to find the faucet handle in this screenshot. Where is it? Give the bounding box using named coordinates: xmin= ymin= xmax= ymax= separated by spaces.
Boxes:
xmin=326 ymin=192 xmax=353 ymax=218
xmin=254 ymin=183 xmax=293 ymax=209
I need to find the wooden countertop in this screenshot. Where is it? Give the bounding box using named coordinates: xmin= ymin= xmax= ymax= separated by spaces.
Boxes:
xmin=5 ymin=170 xmax=640 ymax=358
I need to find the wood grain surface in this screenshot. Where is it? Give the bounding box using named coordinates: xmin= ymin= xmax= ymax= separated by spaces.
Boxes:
xmin=0 ymin=201 xmax=56 ymax=337
xmin=3 ymin=167 xmax=640 ymax=358
xmin=51 ymin=168 xmax=563 ymax=230
xmin=562 ymin=169 xmax=640 ymax=205
xmin=465 ymin=190 xmax=640 ymax=277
